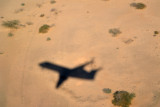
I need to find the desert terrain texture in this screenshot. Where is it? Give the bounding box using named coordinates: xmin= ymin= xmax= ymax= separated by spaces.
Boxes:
xmin=1 ymin=0 xmax=160 ymax=107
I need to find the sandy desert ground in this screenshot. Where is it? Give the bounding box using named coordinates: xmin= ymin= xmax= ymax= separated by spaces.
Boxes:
xmin=1 ymin=0 xmax=160 ymax=107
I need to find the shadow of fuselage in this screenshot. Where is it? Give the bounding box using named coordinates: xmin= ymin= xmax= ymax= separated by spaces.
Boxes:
xmin=39 ymin=60 xmax=101 ymax=88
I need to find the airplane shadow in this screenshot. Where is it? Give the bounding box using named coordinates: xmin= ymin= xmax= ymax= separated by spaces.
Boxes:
xmin=39 ymin=59 xmax=102 ymax=88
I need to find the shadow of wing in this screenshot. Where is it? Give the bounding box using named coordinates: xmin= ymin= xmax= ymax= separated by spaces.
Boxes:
xmin=56 ymin=75 xmax=68 ymax=88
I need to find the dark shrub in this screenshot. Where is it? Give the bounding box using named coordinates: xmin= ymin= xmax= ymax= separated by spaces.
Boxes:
xmin=112 ymin=91 xmax=135 ymax=107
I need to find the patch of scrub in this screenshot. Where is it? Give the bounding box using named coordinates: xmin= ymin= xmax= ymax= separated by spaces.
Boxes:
xmin=153 ymin=31 xmax=159 ymax=37
xmin=50 ymin=0 xmax=56 ymax=4
xmin=21 ymin=3 xmax=25 ymax=6
xmin=103 ymin=88 xmax=112 ymax=94
xmin=109 ymin=28 xmax=121 ymax=37
xmin=47 ymin=37 xmax=51 ymax=41
xmin=40 ymin=14 xmax=45 ymax=17
xmin=39 ymin=24 xmax=50 ymax=33
xmin=130 ymin=3 xmax=146 ymax=9
xmin=122 ymin=38 xmax=134 ymax=44
xmin=112 ymin=91 xmax=135 ymax=107
xmin=2 ymin=20 xmax=20 ymax=29
xmin=8 ymin=32 xmax=14 ymax=37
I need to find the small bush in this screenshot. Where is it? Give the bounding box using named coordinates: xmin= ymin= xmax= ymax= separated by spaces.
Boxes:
xmin=39 ymin=24 xmax=50 ymax=33
xmin=2 ymin=20 xmax=20 ymax=29
xmin=8 ymin=32 xmax=14 ymax=37
xmin=40 ymin=14 xmax=45 ymax=17
xmin=130 ymin=3 xmax=146 ymax=9
xmin=112 ymin=91 xmax=135 ymax=107
xmin=154 ymin=31 xmax=159 ymax=35
xmin=21 ymin=3 xmax=25 ymax=6
xmin=103 ymin=88 xmax=112 ymax=93
xmin=153 ymin=31 xmax=159 ymax=36
xmin=109 ymin=28 xmax=121 ymax=37
xmin=50 ymin=0 xmax=56 ymax=4
xmin=47 ymin=37 xmax=51 ymax=41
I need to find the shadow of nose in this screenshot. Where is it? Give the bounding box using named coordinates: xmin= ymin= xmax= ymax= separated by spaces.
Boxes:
xmin=39 ymin=63 xmax=44 ymax=67
xmin=39 ymin=62 xmax=49 ymax=67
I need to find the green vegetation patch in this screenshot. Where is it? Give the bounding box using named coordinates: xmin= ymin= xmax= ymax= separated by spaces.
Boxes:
xmin=21 ymin=3 xmax=25 ymax=6
xmin=130 ymin=3 xmax=146 ymax=9
xmin=103 ymin=88 xmax=112 ymax=93
xmin=154 ymin=31 xmax=159 ymax=35
xmin=39 ymin=24 xmax=50 ymax=33
xmin=112 ymin=91 xmax=135 ymax=107
xmin=2 ymin=20 xmax=20 ymax=29
xmin=47 ymin=37 xmax=51 ymax=41
xmin=153 ymin=31 xmax=159 ymax=36
xmin=109 ymin=28 xmax=121 ymax=37
xmin=8 ymin=32 xmax=14 ymax=37
xmin=50 ymin=0 xmax=56 ymax=4
xmin=40 ymin=14 xmax=45 ymax=17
